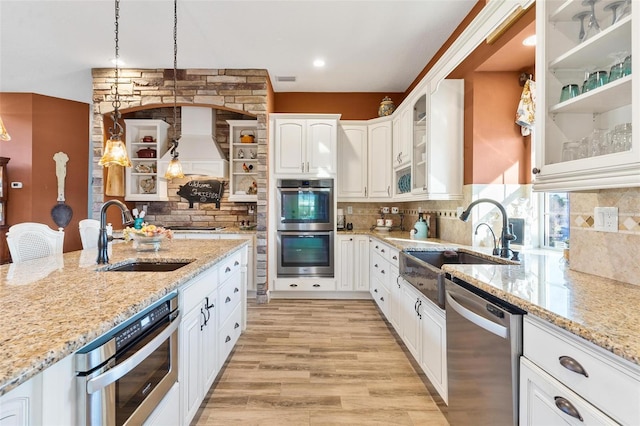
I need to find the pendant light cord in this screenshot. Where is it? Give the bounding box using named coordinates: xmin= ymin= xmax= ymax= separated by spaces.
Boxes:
xmin=110 ymin=0 xmax=123 ymax=139
xmin=171 ymin=0 xmax=179 ymax=157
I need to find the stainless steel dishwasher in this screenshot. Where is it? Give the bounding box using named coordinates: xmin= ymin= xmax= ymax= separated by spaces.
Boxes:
xmin=445 ymin=277 xmax=525 ymax=426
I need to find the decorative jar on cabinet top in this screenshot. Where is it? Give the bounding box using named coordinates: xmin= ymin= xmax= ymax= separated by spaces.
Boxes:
xmin=378 ymin=96 xmax=396 ymax=117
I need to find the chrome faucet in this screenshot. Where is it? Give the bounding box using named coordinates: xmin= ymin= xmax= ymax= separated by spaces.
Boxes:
xmin=474 ymin=222 xmax=499 ymax=256
xmin=97 ymin=200 xmax=135 ymax=264
xmin=459 ymin=198 xmax=516 ymax=259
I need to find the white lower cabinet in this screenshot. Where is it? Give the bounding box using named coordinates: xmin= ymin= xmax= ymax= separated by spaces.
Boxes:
xmin=520 ymin=358 xmax=617 ymax=425
xmin=337 ymin=235 xmax=369 ymax=292
xmin=143 ymin=382 xmax=180 ymax=426
xmin=0 ymin=376 xmax=40 ymax=426
xmin=388 ymin=271 xmax=448 ymax=404
xmin=521 ymin=316 xmax=640 ymax=425
xmin=179 ymin=246 xmax=247 ymax=426
xmin=179 ymin=267 xmax=219 ymax=425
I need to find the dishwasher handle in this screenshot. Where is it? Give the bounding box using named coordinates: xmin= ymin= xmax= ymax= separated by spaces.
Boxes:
xmin=446 ymin=291 xmax=508 ymax=339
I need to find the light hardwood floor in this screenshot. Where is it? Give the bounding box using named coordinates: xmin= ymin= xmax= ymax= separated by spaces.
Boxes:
xmin=193 ymin=299 xmax=449 ymax=425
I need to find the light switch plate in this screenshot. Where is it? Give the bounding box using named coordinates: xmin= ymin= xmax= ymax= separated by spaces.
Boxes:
xmin=594 ymin=207 xmax=618 ymax=232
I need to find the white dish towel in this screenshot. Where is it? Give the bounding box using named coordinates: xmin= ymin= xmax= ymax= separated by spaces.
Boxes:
xmin=516 ymin=79 xmax=536 ymax=136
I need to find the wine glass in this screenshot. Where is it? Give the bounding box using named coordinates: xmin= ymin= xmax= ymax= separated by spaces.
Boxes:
xmin=572 ymin=11 xmax=591 ymax=43
xmin=582 ymin=0 xmax=602 ymax=42
xmin=618 ymin=0 xmax=632 ymax=21
xmin=603 ymin=0 xmax=626 ymax=25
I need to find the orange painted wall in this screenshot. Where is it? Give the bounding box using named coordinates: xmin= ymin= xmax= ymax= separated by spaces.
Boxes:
xmin=0 ymin=93 xmax=89 ymax=253
xmin=273 ymin=92 xmax=404 ymax=120
xmin=469 ymin=72 xmax=530 ymax=184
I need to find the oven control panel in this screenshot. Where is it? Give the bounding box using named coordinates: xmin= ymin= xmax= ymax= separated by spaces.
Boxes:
xmin=115 ymin=301 xmax=170 ymax=351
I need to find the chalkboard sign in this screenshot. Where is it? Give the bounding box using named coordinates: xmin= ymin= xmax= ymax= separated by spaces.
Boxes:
xmin=177 ymin=180 xmax=225 ymax=208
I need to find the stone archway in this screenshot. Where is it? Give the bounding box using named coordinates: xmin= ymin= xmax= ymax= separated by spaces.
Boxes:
xmin=91 ymin=68 xmax=269 ymax=302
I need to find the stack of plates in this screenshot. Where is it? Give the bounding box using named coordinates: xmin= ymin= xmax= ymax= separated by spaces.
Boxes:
xmin=397 ymin=174 xmax=411 ymax=193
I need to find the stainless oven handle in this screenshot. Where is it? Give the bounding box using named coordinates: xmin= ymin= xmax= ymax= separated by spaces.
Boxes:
xmin=86 ymin=313 xmax=180 ymax=394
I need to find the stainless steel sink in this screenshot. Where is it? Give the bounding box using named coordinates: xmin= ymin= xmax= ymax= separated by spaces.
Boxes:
xmin=400 ymin=250 xmax=507 ymax=309
xmin=105 ymin=261 xmax=192 ymax=272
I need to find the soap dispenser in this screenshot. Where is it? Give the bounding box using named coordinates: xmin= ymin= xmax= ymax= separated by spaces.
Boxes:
xmin=413 ymin=213 xmax=428 ymax=239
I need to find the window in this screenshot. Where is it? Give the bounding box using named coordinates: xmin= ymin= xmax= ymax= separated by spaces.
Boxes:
xmin=543 ymin=192 xmax=570 ymax=249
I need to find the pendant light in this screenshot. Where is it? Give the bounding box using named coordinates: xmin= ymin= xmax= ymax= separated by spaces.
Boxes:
xmin=0 ymin=116 xmax=10 ymax=141
xmin=164 ymin=0 xmax=185 ymax=180
xmin=99 ymin=0 xmax=132 ymax=168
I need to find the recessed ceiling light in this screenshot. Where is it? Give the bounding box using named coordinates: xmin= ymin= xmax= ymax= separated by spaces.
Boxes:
xmin=313 ymin=59 xmax=325 ymax=68
xmin=111 ymin=58 xmax=125 ymax=66
xmin=522 ymin=35 xmax=536 ymax=46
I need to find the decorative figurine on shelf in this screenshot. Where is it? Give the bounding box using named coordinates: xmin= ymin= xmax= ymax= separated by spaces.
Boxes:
xmin=378 ymin=96 xmax=396 ymax=117
xmin=249 ymin=149 xmax=256 ymax=159
xmin=238 ymin=149 xmax=245 ymax=159
xmin=247 ymin=180 xmax=257 ymax=195
xmin=242 ymin=163 xmax=253 ymax=172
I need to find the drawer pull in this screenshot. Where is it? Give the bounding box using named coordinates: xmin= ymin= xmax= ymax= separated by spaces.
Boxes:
xmin=554 ymin=396 xmax=584 ymax=422
xmin=225 ymin=267 xmax=231 ymax=273
xmin=234 ymin=287 xmax=239 ymax=293
xmin=380 ymin=297 xmax=384 ymax=302
xmin=374 ymin=264 xmax=379 ymax=268
xmin=374 ymin=288 xmax=378 ymax=293
xmin=392 ymin=255 xmax=397 ymax=260
xmin=381 ymin=248 xmax=385 ymax=253
xmin=225 ymin=296 xmax=231 ymax=303
xmin=225 ymin=336 xmax=231 ymax=343
xmin=289 ymin=284 xmax=298 ymax=287
xmin=312 ymin=284 xmax=320 ymax=288
xmin=234 ymin=260 xmax=240 ymax=266
xmin=559 ymin=356 xmax=589 ymax=378
xmin=234 ymin=322 xmax=240 ymax=329
xmin=381 ymin=270 xmax=385 ymax=274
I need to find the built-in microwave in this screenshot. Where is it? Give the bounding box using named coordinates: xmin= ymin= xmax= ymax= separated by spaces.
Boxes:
xmin=277 ymin=231 xmax=334 ymax=277
xmin=276 ymin=179 xmax=334 ymax=231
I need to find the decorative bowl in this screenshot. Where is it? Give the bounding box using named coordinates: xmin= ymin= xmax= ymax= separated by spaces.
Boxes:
xmin=131 ymin=234 xmax=166 ymax=252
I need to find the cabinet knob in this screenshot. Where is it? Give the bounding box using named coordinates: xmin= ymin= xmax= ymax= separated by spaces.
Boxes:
xmin=225 ymin=266 xmax=231 ymax=273
xmin=225 ymin=335 xmax=231 ymax=343
xmin=290 ymin=283 xmax=298 ymax=287
xmin=312 ymin=283 xmax=320 ymax=288
xmin=234 ymin=287 xmax=239 ymax=293
xmin=234 ymin=260 xmax=240 ymax=266
xmin=234 ymin=322 xmax=240 ymax=329
xmin=225 ymin=296 xmax=232 ymax=303
xmin=532 ymin=167 xmax=541 ymax=175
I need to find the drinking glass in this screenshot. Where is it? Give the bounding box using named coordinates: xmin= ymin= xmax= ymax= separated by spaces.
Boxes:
xmin=622 ymin=55 xmax=632 ymax=76
xmin=582 ymin=0 xmax=602 ymax=42
xmin=560 ymin=84 xmax=580 ymax=102
xmin=572 ymin=11 xmax=591 ymax=43
xmin=586 ymin=70 xmax=608 ymax=91
xmin=604 ymin=0 xmax=626 ymax=25
xmin=562 ymin=141 xmax=580 ymax=162
xmin=589 ymin=128 xmax=608 ymax=156
xmin=612 ymin=123 xmax=632 ymax=152
xmin=577 ymin=137 xmax=591 ymax=159
xmin=618 ymin=0 xmax=632 ymax=21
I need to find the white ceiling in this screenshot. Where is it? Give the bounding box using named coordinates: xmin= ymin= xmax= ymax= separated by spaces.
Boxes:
xmin=0 ymin=0 xmax=477 ymax=102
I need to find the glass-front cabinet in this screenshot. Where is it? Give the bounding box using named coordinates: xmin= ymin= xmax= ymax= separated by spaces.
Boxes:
xmin=411 ymin=93 xmax=428 ymax=194
xmin=534 ymin=0 xmax=638 ymax=191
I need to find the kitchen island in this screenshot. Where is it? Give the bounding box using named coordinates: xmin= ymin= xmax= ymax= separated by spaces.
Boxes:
xmin=0 ymin=238 xmax=248 ymax=396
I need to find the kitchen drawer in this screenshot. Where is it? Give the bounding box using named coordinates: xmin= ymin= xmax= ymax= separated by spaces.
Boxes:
xmin=388 ymin=247 xmax=400 ymax=268
xmin=218 ymin=250 xmax=242 ymax=284
xmin=218 ymin=303 xmax=242 ymax=365
xmin=370 ymin=276 xmax=390 ymax=317
xmin=370 ymin=239 xmax=392 ymax=260
xmin=524 ymin=316 xmax=640 ymax=425
xmin=370 ymin=251 xmax=389 ymax=283
xmin=273 ymin=279 xmax=337 ymax=291
xmin=180 ymin=267 xmax=218 ymax=313
xmin=218 ymin=272 xmax=241 ymax=323
xmin=520 ymin=357 xmax=618 ymax=426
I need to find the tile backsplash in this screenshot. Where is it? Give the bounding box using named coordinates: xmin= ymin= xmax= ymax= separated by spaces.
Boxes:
xmin=570 ymin=188 xmax=640 ymax=285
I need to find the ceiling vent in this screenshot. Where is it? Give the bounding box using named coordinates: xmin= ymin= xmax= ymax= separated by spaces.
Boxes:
xmin=276 ymin=76 xmax=297 ymax=82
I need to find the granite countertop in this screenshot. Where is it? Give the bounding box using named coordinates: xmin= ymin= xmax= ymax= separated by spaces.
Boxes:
xmin=0 ymin=238 xmax=248 ymax=396
xmin=352 ymin=230 xmax=640 ymax=369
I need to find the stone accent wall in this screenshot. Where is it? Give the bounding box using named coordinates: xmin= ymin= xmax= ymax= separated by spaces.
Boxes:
xmin=91 ymin=68 xmax=270 ymax=302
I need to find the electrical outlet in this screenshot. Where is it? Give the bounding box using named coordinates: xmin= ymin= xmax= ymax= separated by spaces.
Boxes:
xmin=418 ymin=207 xmax=422 ymax=213
xmin=594 ymin=207 xmax=618 ymax=232
xmin=347 ymin=206 xmax=353 ymax=214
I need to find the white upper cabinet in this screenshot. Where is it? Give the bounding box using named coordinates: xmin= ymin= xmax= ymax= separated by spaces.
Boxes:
xmin=392 ymin=106 xmax=411 ymax=169
xmin=337 ymin=123 xmax=368 ymax=198
xmin=534 ymin=0 xmax=638 ymax=191
xmin=273 ymin=114 xmax=340 ymax=176
xmin=367 ymin=119 xmax=393 ymax=199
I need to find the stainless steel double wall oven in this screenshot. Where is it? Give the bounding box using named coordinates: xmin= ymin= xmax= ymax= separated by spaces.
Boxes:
xmin=276 ymin=178 xmax=334 ymax=277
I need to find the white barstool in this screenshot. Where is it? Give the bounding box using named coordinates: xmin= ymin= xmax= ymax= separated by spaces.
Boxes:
xmin=6 ymin=222 xmax=65 ymax=263
xmin=79 ymin=219 xmax=100 ymax=249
